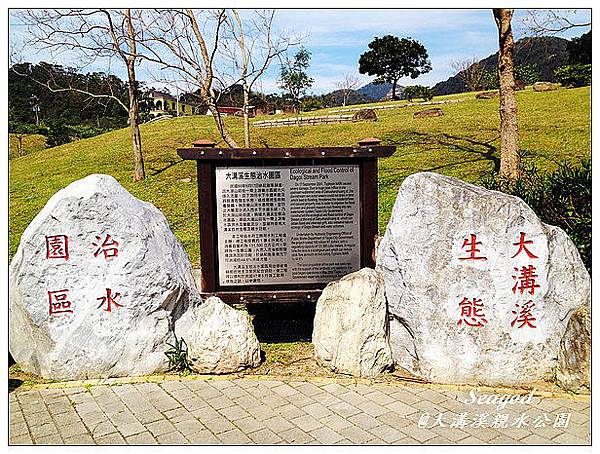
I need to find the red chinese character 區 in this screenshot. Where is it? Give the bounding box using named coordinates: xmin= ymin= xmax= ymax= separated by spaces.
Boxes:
xmin=96 ymin=288 xmax=123 ymax=312
xmin=511 ymin=301 xmax=537 ymax=328
xmin=92 ymin=234 xmax=119 ymax=259
xmin=458 ymin=297 xmax=488 ymax=327
xmin=459 ymin=234 xmax=487 ymax=261
xmin=46 ymin=235 xmax=69 ymax=260
xmin=48 ymin=289 xmax=73 ymax=315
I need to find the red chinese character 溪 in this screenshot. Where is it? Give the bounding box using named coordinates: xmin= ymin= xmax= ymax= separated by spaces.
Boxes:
xmin=458 ymin=297 xmax=488 ymax=327
xmin=48 ymin=289 xmax=73 ymax=315
xmin=512 ymin=265 xmax=540 ymax=295
xmin=511 ymin=301 xmax=537 ymax=328
xmin=92 ymin=234 xmax=119 ymax=259
xmin=459 ymin=234 xmax=487 ymax=261
xmin=46 ymin=235 xmax=69 ymax=260
xmin=512 ymin=232 xmax=538 ymax=259
xmin=96 ymin=288 xmax=123 ymax=312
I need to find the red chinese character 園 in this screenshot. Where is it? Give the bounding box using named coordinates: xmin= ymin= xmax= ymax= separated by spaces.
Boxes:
xmin=458 ymin=297 xmax=488 ymax=327
xmin=459 ymin=234 xmax=487 ymax=261
xmin=512 ymin=232 xmax=538 ymax=259
xmin=92 ymin=234 xmax=119 ymax=259
xmin=511 ymin=301 xmax=537 ymax=328
xmin=512 ymin=265 xmax=540 ymax=295
xmin=46 ymin=235 xmax=69 ymax=260
xmin=96 ymin=288 xmax=123 ymax=312
xmin=48 ymin=289 xmax=73 ymax=315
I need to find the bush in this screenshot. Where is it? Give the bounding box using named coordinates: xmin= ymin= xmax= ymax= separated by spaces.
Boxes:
xmin=403 ymin=85 xmax=434 ymax=102
xmin=515 ymin=64 xmax=540 ymax=86
xmin=300 ymin=97 xmax=324 ymax=111
xmin=554 ymin=64 xmax=592 ymax=88
xmin=46 ymin=122 xmax=72 ymax=147
xmin=481 ymin=158 xmax=591 ymax=273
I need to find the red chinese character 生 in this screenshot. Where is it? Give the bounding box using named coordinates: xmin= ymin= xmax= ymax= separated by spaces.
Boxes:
xmin=512 ymin=265 xmax=540 ymax=295
xmin=512 ymin=232 xmax=538 ymax=259
xmin=459 ymin=234 xmax=487 ymax=261
xmin=48 ymin=289 xmax=73 ymax=315
xmin=96 ymin=288 xmax=123 ymax=312
xmin=458 ymin=297 xmax=488 ymax=327
xmin=46 ymin=235 xmax=69 ymax=260
xmin=511 ymin=301 xmax=537 ymax=328
xmin=92 ymin=234 xmax=119 ymax=259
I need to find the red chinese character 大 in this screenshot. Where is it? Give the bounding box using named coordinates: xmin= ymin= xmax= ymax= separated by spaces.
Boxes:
xmin=512 ymin=265 xmax=540 ymax=295
xmin=458 ymin=297 xmax=488 ymax=327
xmin=46 ymin=235 xmax=69 ymax=260
xmin=459 ymin=234 xmax=487 ymax=261
xmin=92 ymin=234 xmax=119 ymax=259
xmin=512 ymin=232 xmax=538 ymax=259
xmin=96 ymin=288 xmax=123 ymax=312
xmin=511 ymin=301 xmax=537 ymax=328
xmin=48 ymin=289 xmax=73 ymax=315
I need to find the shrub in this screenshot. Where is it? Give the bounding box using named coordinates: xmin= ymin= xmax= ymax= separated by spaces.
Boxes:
xmin=554 ymin=64 xmax=592 ymax=88
xmin=515 ymin=64 xmax=540 ymax=86
xmin=46 ymin=122 xmax=72 ymax=147
xmin=481 ymin=158 xmax=591 ymax=273
xmin=403 ymin=85 xmax=434 ymax=102
xmin=164 ymin=336 xmax=192 ymax=374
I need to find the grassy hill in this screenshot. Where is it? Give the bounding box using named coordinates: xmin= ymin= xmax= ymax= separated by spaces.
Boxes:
xmin=9 ymin=86 xmax=591 ymax=266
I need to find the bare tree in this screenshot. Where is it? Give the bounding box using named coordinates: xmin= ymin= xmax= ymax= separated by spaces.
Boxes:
xmin=221 ymin=10 xmax=295 ymax=147
xmin=334 ymin=74 xmax=361 ymax=106
xmin=450 ymin=58 xmax=487 ymax=92
xmin=522 ymin=9 xmax=591 ymax=35
xmin=19 ymin=9 xmax=147 ymax=181
xmin=493 ymin=8 xmax=520 ymax=180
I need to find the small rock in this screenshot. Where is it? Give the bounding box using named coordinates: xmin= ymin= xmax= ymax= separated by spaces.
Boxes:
xmin=533 ymin=81 xmax=558 ymax=92
xmin=177 ymin=296 xmax=261 ymax=374
xmin=476 ymin=91 xmax=499 ymax=99
xmin=556 ymin=306 xmax=591 ymax=391
xmin=352 ymin=109 xmax=378 ymax=122
xmin=414 ymin=108 xmax=443 ymax=118
xmin=178 ymin=177 xmax=192 ymax=183
xmin=313 ymin=268 xmax=393 ymax=378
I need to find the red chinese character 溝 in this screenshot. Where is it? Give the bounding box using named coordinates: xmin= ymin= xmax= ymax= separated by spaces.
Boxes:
xmin=512 ymin=232 xmax=538 ymax=259
xmin=48 ymin=289 xmax=73 ymax=315
xmin=92 ymin=234 xmax=119 ymax=259
xmin=459 ymin=234 xmax=487 ymax=261
xmin=46 ymin=235 xmax=69 ymax=260
xmin=512 ymin=265 xmax=540 ymax=295
xmin=458 ymin=297 xmax=488 ymax=327
xmin=96 ymin=288 xmax=123 ymax=312
xmin=511 ymin=301 xmax=537 ymax=328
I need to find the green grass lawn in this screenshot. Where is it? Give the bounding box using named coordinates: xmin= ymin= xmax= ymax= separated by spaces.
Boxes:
xmin=9 ymin=133 xmax=47 ymax=160
xmin=9 ymin=86 xmax=591 ymax=266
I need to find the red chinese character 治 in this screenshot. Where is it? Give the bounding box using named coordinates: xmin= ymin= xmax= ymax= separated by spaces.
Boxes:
xmin=459 ymin=234 xmax=487 ymax=261
xmin=96 ymin=288 xmax=123 ymax=312
xmin=512 ymin=265 xmax=540 ymax=295
xmin=458 ymin=297 xmax=488 ymax=327
xmin=512 ymin=232 xmax=538 ymax=259
xmin=48 ymin=289 xmax=73 ymax=315
xmin=92 ymin=234 xmax=119 ymax=259
xmin=46 ymin=235 xmax=69 ymax=260
xmin=511 ymin=301 xmax=537 ymax=328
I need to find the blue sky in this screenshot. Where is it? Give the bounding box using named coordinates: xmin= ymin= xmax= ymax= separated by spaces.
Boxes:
xmin=9 ymin=9 xmax=591 ymax=95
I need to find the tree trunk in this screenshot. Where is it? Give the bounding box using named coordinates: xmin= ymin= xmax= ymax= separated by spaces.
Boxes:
xmin=494 ymin=8 xmax=520 ymax=180
xmin=128 ymin=78 xmax=145 ymax=181
xmin=243 ymin=83 xmax=250 ymax=147
xmin=207 ymin=102 xmax=239 ymax=148
xmin=392 ymin=80 xmax=398 ymax=100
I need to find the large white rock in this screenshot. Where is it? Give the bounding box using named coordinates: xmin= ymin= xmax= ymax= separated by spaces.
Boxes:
xmin=556 ymin=306 xmax=591 ymax=391
xmin=313 ymin=268 xmax=393 ymax=377
xmin=9 ymin=174 xmax=199 ymax=380
xmin=177 ymin=297 xmax=261 ymax=374
xmin=377 ymin=172 xmax=590 ymax=385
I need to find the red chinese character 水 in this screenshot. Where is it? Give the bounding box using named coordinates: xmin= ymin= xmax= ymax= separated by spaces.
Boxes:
xmin=96 ymin=288 xmax=123 ymax=312
xmin=512 ymin=265 xmax=540 ymax=295
xmin=48 ymin=289 xmax=73 ymax=315
xmin=46 ymin=235 xmax=69 ymax=260
xmin=512 ymin=232 xmax=538 ymax=259
xmin=92 ymin=234 xmax=119 ymax=259
xmin=511 ymin=301 xmax=537 ymax=328
xmin=459 ymin=234 xmax=487 ymax=261
xmin=458 ymin=297 xmax=488 ymax=327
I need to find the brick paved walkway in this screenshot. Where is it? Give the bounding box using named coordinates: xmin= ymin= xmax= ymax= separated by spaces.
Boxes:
xmin=9 ymin=378 xmax=590 ymax=445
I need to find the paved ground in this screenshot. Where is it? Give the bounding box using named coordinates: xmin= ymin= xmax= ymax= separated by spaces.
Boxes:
xmin=9 ymin=377 xmax=590 ymax=445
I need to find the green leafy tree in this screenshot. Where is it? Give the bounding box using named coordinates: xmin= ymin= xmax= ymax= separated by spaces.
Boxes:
xmin=358 ymin=35 xmax=432 ymax=100
xmin=567 ymin=31 xmax=591 ymax=64
xmin=278 ymin=48 xmax=314 ymax=113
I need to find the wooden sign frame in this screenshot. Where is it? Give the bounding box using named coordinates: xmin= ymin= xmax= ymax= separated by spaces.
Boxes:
xmin=177 ymin=140 xmax=395 ymax=304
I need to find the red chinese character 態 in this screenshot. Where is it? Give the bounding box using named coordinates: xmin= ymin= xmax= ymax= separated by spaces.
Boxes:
xmin=96 ymin=288 xmax=123 ymax=312
xmin=512 ymin=232 xmax=538 ymax=259
xmin=512 ymin=265 xmax=540 ymax=295
xmin=511 ymin=301 xmax=537 ymax=328
xmin=92 ymin=234 xmax=119 ymax=259
xmin=459 ymin=234 xmax=487 ymax=261
xmin=458 ymin=297 xmax=488 ymax=327
xmin=48 ymin=289 xmax=73 ymax=315
xmin=46 ymin=235 xmax=69 ymax=260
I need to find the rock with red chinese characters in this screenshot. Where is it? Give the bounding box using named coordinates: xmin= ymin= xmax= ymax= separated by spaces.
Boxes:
xmin=313 ymin=268 xmax=393 ymax=378
xmin=177 ymin=296 xmax=261 ymax=374
xmin=556 ymin=306 xmax=591 ymax=391
xmin=9 ymin=174 xmax=199 ymax=380
xmin=377 ymin=172 xmax=590 ymax=385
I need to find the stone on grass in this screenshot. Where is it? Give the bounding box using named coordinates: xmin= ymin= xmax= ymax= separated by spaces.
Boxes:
xmin=313 ymin=268 xmax=392 ymax=378
xmin=9 ymin=174 xmax=199 ymax=380
xmin=476 ymin=91 xmax=499 ymax=99
xmin=177 ymin=296 xmax=261 ymax=374
xmin=352 ymin=109 xmax=378 ymax=122
xmin=377 ymin=172 xmax=590 ymax=385
xmin=556 ymin=306 xmax=591 ymax=391
xmin=414 ymin=108 xmax=443 ymax=118
xmin=533 ymin=81 xmax=558 ymax=92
